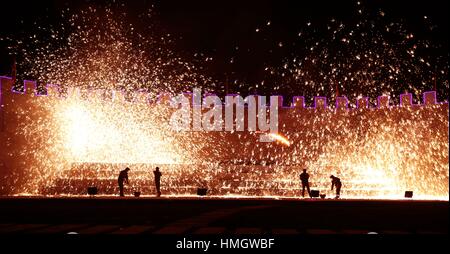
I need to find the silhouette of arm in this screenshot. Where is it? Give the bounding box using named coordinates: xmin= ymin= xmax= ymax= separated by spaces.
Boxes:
xmin=331 ymin=181 xmax=334 ymax=190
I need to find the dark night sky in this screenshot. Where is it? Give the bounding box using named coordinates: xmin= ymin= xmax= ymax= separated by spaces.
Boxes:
xmin=0 ymin=0 xmax=448 ymax=97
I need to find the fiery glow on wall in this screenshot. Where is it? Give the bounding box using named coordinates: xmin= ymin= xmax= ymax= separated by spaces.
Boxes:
xmin=3 ymin=87 xmax=446 ymax=200
xmin=56 ymin=98 xmax=183 ymax=164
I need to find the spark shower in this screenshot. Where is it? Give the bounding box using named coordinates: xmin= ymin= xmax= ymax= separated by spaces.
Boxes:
xmin=0 ymin=1 xmax=448 ymax=199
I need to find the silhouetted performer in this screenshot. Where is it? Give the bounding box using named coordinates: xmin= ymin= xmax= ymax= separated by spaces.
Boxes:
xmin=154 ymin=167 xmax=162 ymax=197
xmin=330 ymin=175 xmax=342 ymax=198
xmin=118 ymin=167 xmax=130 ymax=197
xmin=300 ymin=169 xmax=311 ymax=197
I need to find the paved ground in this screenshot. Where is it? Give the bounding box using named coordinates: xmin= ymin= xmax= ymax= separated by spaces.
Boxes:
xmin=0 ymin=197 xmax=447 ymax=234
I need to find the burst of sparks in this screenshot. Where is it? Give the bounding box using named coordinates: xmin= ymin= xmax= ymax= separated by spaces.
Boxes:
xmin=0 ymin=4 xmax=448 ymax=200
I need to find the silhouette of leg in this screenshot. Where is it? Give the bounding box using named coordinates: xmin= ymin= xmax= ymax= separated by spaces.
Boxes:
xmin=155 ymin=182 xmax=161 ymax=197
xmin=306 ymin=184 xmax=311 ymax=197
xmin=336 ymin=185 xmax=341 ymax=198
xmin=302 ymin=185 xmax=305 ymax=197
xmin=119 ymin=183 xmax=124 ymax=197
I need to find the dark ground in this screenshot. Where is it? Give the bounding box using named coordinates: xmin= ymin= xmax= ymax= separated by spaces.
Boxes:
xmin=0 ymin=197 xmax=447 ymax=234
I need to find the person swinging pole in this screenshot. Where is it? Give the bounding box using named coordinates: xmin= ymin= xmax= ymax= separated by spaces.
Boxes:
xmin=118 ymin=167 xmax=130 ymax=197
xmin=330 ymin=175 xmax=342 ymax=199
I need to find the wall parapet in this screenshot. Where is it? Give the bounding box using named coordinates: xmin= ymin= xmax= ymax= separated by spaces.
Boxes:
xmin=0 ymin=76 xmax=447 ymax=112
